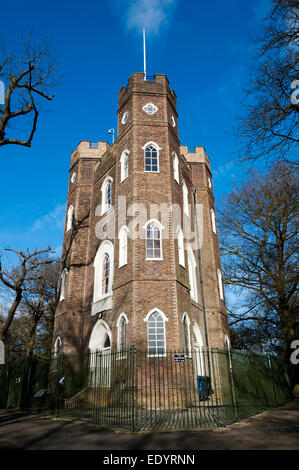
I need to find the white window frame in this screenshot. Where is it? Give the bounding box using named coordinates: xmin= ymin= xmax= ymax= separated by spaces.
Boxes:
xmin=101 ymin=176 xmax=113 ymax=216
xmin=172 ymin=151 xmax=180 ymax=184
xmin=211 ymin=208 xmax=217 ymax=234
xmin=217 ymin=268 xmax=224 ymax=301
xmin=144 ymin=308 xmax=168 ymax=357
xmin=120 ymin=149 xmax=129 ymax=182
xmin=187 ymin=244 xmax=198 ymax=303
xmin=144 ymin=219 xmax=164 ymax=260
xmin=142 ymin=141 xmax=161 ymax=173
xmin=176 ymin=226 xmax=185 ymax=267
xmin=66 ymin=205 xmax=74 ymax=232
xmin=118 ymin=225 xmax=129 ymax=267
xmin=143 ymin=103 xmax=158 ymax=115
xmin=182 ymin=180 xmax=189 ymax=217
xmin=182 ymin=313 xmax=191 ymax=358
xmin=92 ymin=241 xmax=114 ymax=315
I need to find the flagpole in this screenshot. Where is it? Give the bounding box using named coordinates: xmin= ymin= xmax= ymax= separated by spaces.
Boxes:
xmin=143 ymin=28 xmax=147 ymax=81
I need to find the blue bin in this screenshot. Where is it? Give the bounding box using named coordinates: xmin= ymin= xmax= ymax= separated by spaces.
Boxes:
xmin=197 ymin=375 xmax=211 ymax=400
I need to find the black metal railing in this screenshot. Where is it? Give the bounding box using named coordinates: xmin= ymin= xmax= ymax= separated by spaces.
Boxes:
xmin=0 ymin=348 xmax=292 ymax=431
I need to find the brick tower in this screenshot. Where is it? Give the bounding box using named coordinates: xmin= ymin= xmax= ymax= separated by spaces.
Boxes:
xmin=53 ymin=73 xmax=229 ymax=366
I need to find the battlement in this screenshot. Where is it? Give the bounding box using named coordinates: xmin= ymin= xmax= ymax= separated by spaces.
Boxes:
xmin=180 ymin=145 xmax=210 ymax=168
xmin=118 ymin=72 xmax=177 ymax=111
xmin=70 ymin=141 xmax=109 ymax=166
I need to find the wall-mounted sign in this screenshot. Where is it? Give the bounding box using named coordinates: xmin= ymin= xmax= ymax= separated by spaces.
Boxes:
xmin=174 ymin=353 xmax=185 ymax=362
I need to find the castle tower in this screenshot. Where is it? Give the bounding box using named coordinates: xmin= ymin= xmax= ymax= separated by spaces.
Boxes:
xmin=53 ymin=73 xmax=229 ymax=364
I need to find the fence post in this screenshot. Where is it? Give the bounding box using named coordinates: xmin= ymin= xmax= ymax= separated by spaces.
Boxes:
xmin=130 ymin=346 xmax=136 ymax=432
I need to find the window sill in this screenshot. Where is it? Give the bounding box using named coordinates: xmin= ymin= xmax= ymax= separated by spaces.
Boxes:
xmin=145 ymin=258 xmax=163 ymax=261
xmin=92 ymin=293 xmax=113 ymax=315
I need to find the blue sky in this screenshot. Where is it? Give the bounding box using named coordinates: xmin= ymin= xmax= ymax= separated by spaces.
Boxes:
xmin=0 ymin=0 xmax=273 ymax=266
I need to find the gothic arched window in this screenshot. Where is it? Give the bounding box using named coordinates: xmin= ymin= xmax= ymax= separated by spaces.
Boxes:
xmin=217 ymin=269 xmax=224 ymax=301
xmin=172 ymin=152 xmax=180 ymax=183
xmin=143 ymin=142 xmax=160 ymax=172
xmin=144 ymin=309 xmax=168 ymax=356
xmin=145 ymin=220 xmax=162 ymax=260
xmin=66 ymin=205 xmax=74 ymax=232
xmin=59 ymin=268 xmax=68 ymax=301
xmin=93 ymin=240 xmax=114 ymax=309
xmin=187 ymin=245 xmax=198 ymax=303
xmin=102 ymin=253 xmax=110 ymax=295
xmin=120 ymin=150 xmax=129 ymax=182
xmin=101 ymin=176 xmax=113 ymax=215
xmin=211 ymin=209 xmax=217 ymax=234
xmin=182 ymin=313 xmax=191 ymax=357
xmin=118 ymin=226 xmax=129 ymax=267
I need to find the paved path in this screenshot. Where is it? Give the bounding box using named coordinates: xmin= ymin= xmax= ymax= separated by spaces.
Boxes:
xmin=0 ymin=401 xmax=298 ymax=450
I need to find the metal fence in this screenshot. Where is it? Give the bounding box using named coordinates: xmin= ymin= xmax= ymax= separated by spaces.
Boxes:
xmin=0 ymin=348 xmax=292 ymax=431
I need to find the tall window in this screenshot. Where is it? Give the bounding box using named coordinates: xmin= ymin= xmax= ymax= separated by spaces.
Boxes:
xmin=145 ymin=309 xmax=168 ymax=356
xmin=217 ymin=269 xmax=224 ymax=301
xmin=143 ymin=142 xmax=160 ymax=172
xmin=146 ymin=220 xmax=162 ymax=260
xmin=187 ymin=245 xmax=198 ymax=303
xmin=182 ymin=313 xmax=191 ymax=357
xmin=93 ymin=241 xmax=114 ymax=313
xmin=101 ymin=176 xmax=113 ymax=215
xmin=118 ymin=226 xmax=128 ymax=267
xmin=120 ymin=150 xmax=129 ymax=182
xmin=66 ymin=205 xmax=74 ymax=232
xmin=102 ymin=254 xmax=110 ymax=295
xmin=177 ymin=226 xmax=185 ymax=267
xmin=211 ymin=209 xmax=217 ymax=234
xmin=117 ymin=313 xmax=129 ymax=355
xmin=54 ymin=337 xmax=62 ymax=356
xmin=172 ymin=152 xmax=180 ymax=183
xmin=59 ymin=268 xmax=67 ymax=301
xmin=182 ymin=180 xmax=189 ymax=217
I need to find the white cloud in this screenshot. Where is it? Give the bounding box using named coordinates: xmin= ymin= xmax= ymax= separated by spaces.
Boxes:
xmin=113 ymin=0 xmax=178 ymax=35
xmin=31 ymin=203 xmax=66 ymax=233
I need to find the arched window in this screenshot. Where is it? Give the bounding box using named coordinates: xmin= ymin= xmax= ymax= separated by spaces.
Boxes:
xmin=142 ymin=142 xmax=160 ymax=173
xmin=187 ymin=245 xmax=198 ymax=303
xmin=211 ymin=209 xmax=217 ymax=234
xmin=66 ymin=205 xmax=74 ymax=232
xmin=102 ymin=254 xmax=110 ymax=295
xmin=117 ymin=313 xmax=129 ymax=356
xmin=120 ymin=150 xmax=129 ymax=182
xmin=144 ymin=308 xmax=168 ymax=356
xmin=101 ymin=176 xmax=113 ymax=215
xmin=92 ymin=241 xmax=114 ymax=314
xmin=118 ymin=226 xmax=129 ymax=267
xmin=59 ymin=268 xmax=68 ymax=301
xmin=177 ymin=226 xmax=185 ymax=267
xmin=145 ymin=220 xmax=163 ymax=260
xmin=54 ymin=336 xmax=62 ymax=356
xmin=182 ymin=313 xmax=191 ymax=357
xmin=217 ymin=269 xmax=224 ymax=301
xmin=172 ymin=152 xmax=179 ymax=183
xmin=182 ymin=180 xmax=189 ymax=217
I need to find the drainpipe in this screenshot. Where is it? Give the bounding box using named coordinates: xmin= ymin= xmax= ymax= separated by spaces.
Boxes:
xmin=192 ymin=188 xmax=211 ymax=378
